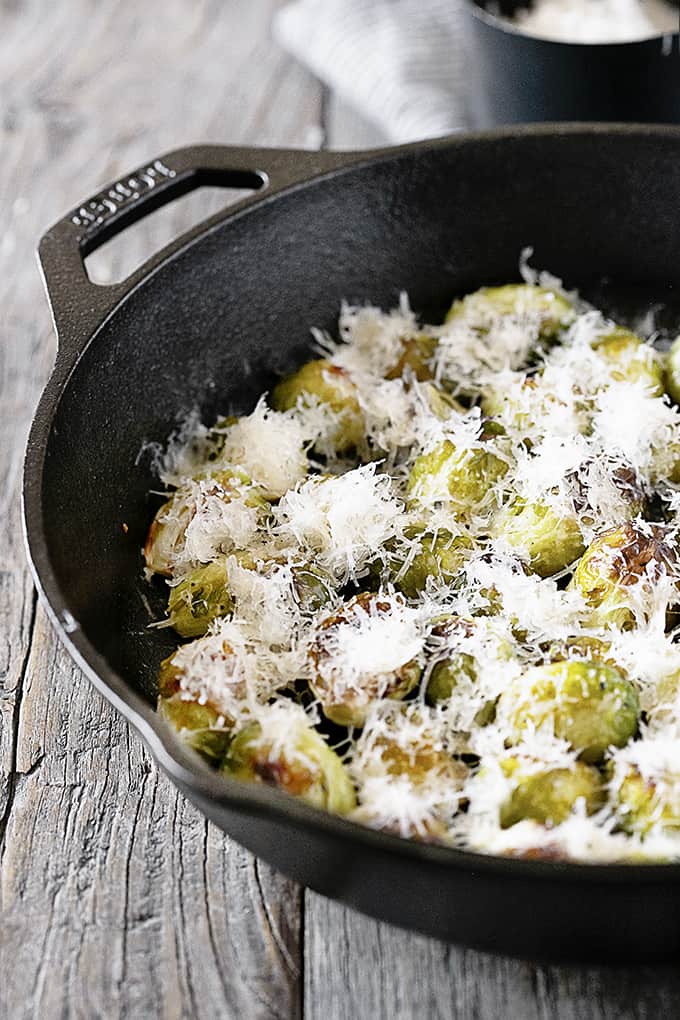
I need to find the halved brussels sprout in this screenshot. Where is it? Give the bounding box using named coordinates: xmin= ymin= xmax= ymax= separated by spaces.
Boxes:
xmin=222 ymin=714 xmax=356 ymax=813
xmin=158 ymin=693 xmax=232 ymax=765
xmin=357 ymin=704 xmax=466 ymax=785
xmin=492 ymin=497 xmax=584 ymax=578
xmin=665 ymin=336 xmax=680 ymax=406
xmin=480 ymin=376 xmax=548 ymax=442
xmin=271 ymin=358 xmax=364 ymax=452
xmin=407 ymin=428 xmax=511 ymax=518
xmin=350 ymin=703 xmax=466 ymax=840
xmin=424 ymin=615 xmax=508 ymax=724
xmin=420 ymin=383 xmax=465 ymax=421
xmin=290 ymin=563 xmax=336 ymax=614
xmin=167 ymin=559 xmax=233 ymax=637
xmin=157 ymin=627 xmax=253 ymax=725
xmin=424 ymin=616 xmax=479 ymax=705
xmin=385 ymin=335 xmax=437 ymax=382
xmin=144 ymin=468 xmax=269 ymax=577
xmin=387 ymin=528 xmax=473 ymax=598
xmin=568 ymin=522 xmax=678 ymax=630
xmin=446 ymin=284 xmax=575 ymax=340
xmin=613 ymin=761 xmax=680 ymax=837
xmin=158 ymin=654 xmax=232 ymax=764
xmin=308 ymin=592 xmax=423 ymax=727
xmin=426 ymin=653 xmax=476 ymax=706
xmin=591 ymin=326 xmax=663 ymax=395
xmin=498 ymin=659 xmax=639 ymax=763
xmin=500 ymin=760 xmax=605 ymax=829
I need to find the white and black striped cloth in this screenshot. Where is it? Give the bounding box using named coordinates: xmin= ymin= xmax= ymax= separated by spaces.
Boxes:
xmin=273 ymin=0 xmax=469 ymax=143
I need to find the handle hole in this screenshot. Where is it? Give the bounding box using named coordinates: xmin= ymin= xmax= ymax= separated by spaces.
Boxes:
xmin=84 ymin=183 xmax=258 ymax=285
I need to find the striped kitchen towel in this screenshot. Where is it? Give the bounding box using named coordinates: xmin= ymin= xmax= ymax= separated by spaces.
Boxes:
xmin=273 ymin=0 xmax=470 ymax=143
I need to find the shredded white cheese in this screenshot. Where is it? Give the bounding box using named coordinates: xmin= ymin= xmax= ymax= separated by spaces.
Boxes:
xmin=511 ymin=0 xmax=678 ymax=44
xmin=147 ymin=268 xmax=680 ymax=864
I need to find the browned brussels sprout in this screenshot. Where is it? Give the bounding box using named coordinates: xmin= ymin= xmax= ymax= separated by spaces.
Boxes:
xmin=500 ymin=761 xmax=605 ymax=829
xmin=568 ymin=523 xmax=679 ymax=630
xmin=407 ymin=426 xmax=511 ymax=518
xmin=144 ymin=468 xmax=269 ymax=577
xmin=498 ymin=659 xmax=639 ymax=763
xmin=308 ymin=592 xmax=423 ymax=727
xmin=385 ymin=335 xmax=437 ymax=382
xmin=167 ymin=559 xmax=233 ymax=637
xmin=222 ymin=709 xmax=356 ymax=813
xmin=271 ymin=358 xmax=364 ymax=453
xmin=446 ymin=284 xmax=575 ymax=340
xmin=492 ymin=497 xmax=584 ymax=578
xmin=388 ymin=528 xmax=473 ymax=598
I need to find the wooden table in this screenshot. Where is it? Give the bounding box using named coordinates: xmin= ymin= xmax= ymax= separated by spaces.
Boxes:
xmin=2 ymin=2 xmax=680 ymax=1016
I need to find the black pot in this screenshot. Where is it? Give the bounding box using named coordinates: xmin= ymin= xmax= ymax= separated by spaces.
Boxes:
xmin=25 ymin=125 xmax=680 ymax=962
xmin=465 ymin=0 xmax=680 ymax=126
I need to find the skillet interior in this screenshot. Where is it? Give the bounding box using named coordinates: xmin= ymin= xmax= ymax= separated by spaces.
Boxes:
xmin=33 ymin=128 xmax=680 ymax=960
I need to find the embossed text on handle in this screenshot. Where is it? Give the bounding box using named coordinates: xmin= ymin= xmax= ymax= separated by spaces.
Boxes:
xmin=70 ymin=159 xmax=177 ymax=235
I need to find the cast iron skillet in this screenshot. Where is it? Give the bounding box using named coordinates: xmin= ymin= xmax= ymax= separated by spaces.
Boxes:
xmin=25 ymin=125 xmax=680 ymax=963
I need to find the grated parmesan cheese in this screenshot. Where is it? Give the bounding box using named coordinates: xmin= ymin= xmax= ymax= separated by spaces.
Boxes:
xmin=510 ymin=0 xmax=678 ymax=44
xmin=147 ymin=266 xmax=680 ymax=864
xmin=274 ymin=464 xmax=404 ymax=583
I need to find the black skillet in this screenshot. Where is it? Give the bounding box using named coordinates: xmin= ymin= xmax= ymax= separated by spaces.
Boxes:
xmin=24 ymin=125 xmax=680 ymax=963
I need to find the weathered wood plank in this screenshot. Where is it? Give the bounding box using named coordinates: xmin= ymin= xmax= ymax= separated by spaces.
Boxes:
xmin=0 ymin=1 xmax=321 ymax=1017
xmin=303 ymin=895 xmax=680 ymax=1020
xmin=3 ymin=610 xmax=302 ymax=1020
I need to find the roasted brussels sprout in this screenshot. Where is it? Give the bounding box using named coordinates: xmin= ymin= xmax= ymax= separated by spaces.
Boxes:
xmin=420 ymin=383 xmax=465 ymax=421
xmin=290 ymin=563 xmax=336 ymax=613
xmin=271 ymin=358 xmax=364 ymax=452
xmin=385 ymin=335 xmax=437 ymax=382
xmin=157 ymin=693 xmax=232 ymax=764
xmin=591 ymin=326 xmax=663 ymax=395
xmin=350 ymin=703 xmax=467 ymax=840
xmin=407 ymin=428 xmax=511 ymax=517
xmin=157 ymin=625 xmax=258 ymax=726
xmin=665 ymin=336 xmax=680 ymax=406
xmin=158 ymin=653 xmax=233 ymax=762
xmin=144 ymin=468 xmax=268 ymax=577
xmin=424 ymin=616 xmax=508 ymax=727
xmin=424 ymin=616 xmax=479 ymax=706
xmin=222 ymin=712 xmax=356 ymax=813
xmin=567 ymin=463 xmax=647 ymax=525
xmin=500 ymin=760 xmax=605 ymax=829
xmin=613 ymin=758 xmax=680 ymax=837
xmin=498 ymin=659 xmax=640 ymax=763
xmin=480 ymin=375 xmax=550 ymax=442
xmin=308 ymin=592 xmax=423 ymax=727
xmin=446 ymin=284 xmax=575 ymax=340
xmin=388 ymin=528 xmax=473 ymax=597
xmin=568 ymin=523 xmax=678 ymax=630
xmin=166 ymin=556 xmax=335 ymax=638
xmin=492 ymin=497 xmax=584 ymax=578
xmin=426 ymin=651 xmax=476 ymax=706
xmin=358 ymin=704 xmax=466 ymax=785
xmin=167 ymin=559 xmax=233 ymax=637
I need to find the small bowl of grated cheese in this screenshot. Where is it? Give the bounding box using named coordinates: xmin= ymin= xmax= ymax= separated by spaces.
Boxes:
xmin=464 ymin=0 xmax=680 ymax=126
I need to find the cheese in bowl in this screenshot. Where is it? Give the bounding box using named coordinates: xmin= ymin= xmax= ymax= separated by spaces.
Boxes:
xmin=144 ymin=262 xmax=680 ymax=863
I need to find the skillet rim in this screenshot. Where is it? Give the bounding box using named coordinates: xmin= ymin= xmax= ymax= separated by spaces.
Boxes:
xmin=24 ymin=121 xmax=680 ymax=886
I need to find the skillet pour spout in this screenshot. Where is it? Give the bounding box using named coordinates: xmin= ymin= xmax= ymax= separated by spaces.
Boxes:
xmin=25 ymin=125 xmax=680 ymax=962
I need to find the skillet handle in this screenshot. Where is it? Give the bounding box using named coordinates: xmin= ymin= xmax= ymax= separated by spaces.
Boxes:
xmin=37 ymin=144 xmax=364 ymax=362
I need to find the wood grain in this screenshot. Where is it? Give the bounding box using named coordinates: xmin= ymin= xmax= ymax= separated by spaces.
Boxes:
xmin=304 ymin=894 xmax=680 ymax=1020
xmin=0 ymin=1 xmax=318 ymax=1016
